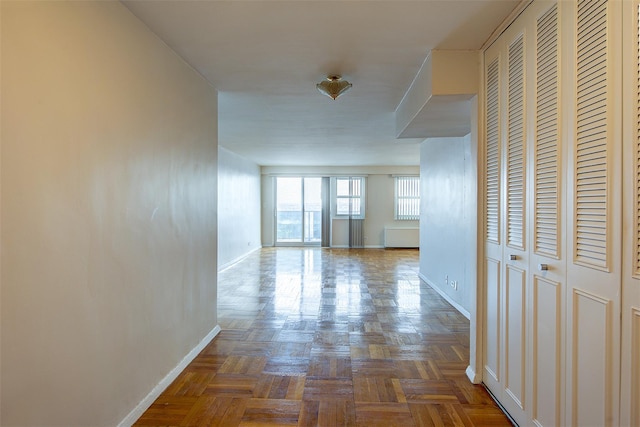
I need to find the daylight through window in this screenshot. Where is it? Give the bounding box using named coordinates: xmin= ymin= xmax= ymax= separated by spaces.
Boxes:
xmin=335 ymin=177 xmax=365 ymax=218
xmin=395 ymin=176 xmax=420 ymax=220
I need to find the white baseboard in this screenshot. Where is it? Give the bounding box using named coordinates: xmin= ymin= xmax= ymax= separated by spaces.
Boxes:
xmin=329 ymin=245 xmax=385 ymax=249
xmin=218 ymin=247 xmax=261 ymax=272
xmin=118 ymin=324 xmax=221 ymax=427
xmin=466 ymin=365 xmax=481 ymax=384
xmin=419 ymin=272 xmax=471 ymax=320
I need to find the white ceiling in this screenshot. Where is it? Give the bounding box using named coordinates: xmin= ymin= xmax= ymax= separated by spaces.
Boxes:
xmin=124 ymin=0 xmax=519 ymax=166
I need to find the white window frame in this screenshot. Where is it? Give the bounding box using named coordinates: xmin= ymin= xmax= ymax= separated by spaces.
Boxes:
xmin=394 ymin=176 xmax=420 ymax=220
xmin=333 ymin=176 xmax=365 ymax=219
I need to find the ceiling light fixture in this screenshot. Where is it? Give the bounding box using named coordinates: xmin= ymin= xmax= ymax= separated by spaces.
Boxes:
xmin=316 ymin=75 xmax=352 ymax=100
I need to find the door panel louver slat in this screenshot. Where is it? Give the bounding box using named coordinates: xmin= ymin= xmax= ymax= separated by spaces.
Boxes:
xmin=535 ymin=5 xmax=559 ymax=257
xmin=508 ymin=34 xmax=525 ymax=249
xmin=575 ymin=0 xmax=609 ymax=269
xmin=486 ymin=58 xmax=501 ymax=244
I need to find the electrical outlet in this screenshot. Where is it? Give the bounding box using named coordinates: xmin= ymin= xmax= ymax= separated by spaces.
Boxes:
xmin=451 ymin=280 xmax=458 ymax=290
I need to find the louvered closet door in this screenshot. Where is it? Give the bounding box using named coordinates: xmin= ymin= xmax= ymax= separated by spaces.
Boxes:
xmin=526 ymin=2 xmax=566 ymax=426
xmin=500 ymin=25 xmax=528 ymax=427
xmin=483 ymin=2 xmax=566 ymax=425
xmin=564 ymin=0 xmax=622 ymax=425
xmin=482 ymin=12 xmax=530 ymax=426
xmin=482 ymin=39 xmax=504 ymax=404
xmin=621 ymin=1 xmax=640 ymax=425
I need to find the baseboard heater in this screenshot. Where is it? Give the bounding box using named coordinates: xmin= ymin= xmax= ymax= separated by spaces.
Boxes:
xmin=384 ymin=227 xmax=419 ymax=248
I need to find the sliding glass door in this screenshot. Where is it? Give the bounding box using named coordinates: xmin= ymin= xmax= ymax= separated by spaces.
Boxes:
xmin=276 ymin=177 xmax=321 ymax=244
xmin=302 ymin=178 xmax=321 ymax=243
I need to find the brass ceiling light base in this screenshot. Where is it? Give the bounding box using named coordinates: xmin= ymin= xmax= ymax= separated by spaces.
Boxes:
xmin=316 ymin=75 xmax=352 ymax=100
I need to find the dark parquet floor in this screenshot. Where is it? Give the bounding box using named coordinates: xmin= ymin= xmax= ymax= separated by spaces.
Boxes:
xmin=135 ymin=247 xmax=511 ymax=426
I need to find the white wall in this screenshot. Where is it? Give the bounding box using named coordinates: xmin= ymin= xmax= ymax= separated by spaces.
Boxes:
xmin=1 ymin=2 xmax=218 ymax=425
xmin=218 ymin=147 xmax=261 ymax=269
xmin=261 ymin=166 xmax=419 ymax=247
xmin=261 ymin=176 xmax=276 ymax=246
xmin=420 ymin=135 xmax=475 ymax=316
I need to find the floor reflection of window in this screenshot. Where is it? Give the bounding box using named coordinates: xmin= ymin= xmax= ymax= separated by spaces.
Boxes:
xmin=274 ymin=249 xmax=302 ymax=313
xmin=395 ymin=279 xmax=422 ymax=312
xmin=275 ymin=248 xmax=325 ymax=314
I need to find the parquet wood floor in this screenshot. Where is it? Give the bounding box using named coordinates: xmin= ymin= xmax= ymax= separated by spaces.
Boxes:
xmin=135 ymin=248 xmax=511 ymax=426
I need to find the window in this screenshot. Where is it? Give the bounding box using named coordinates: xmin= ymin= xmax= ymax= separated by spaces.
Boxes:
xmin=335 ymin=177 xmax=365 ymax=218
xmin=275 ymin=177 xmax=322 ymax=244
xmin=395 ymin=176 xmax=420 ymax=220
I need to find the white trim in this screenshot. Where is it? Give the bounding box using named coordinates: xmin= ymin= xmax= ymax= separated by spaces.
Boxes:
xmin=481 ymin=0 xmax=534 ymax=51
xmin=218 ymin=247 xmax=261 ymax=273
xmin=466 ymin=365 xmax=481 ymax=384
xmin=118 ymin=325 xmax=221 ymax=427
xmin=419 ymin=272 xmax=471 ymax=319
xmin=325 ymin=245 xmax=390 ymax=249
xmin=265 ymin=172 xmax=370 ymax=177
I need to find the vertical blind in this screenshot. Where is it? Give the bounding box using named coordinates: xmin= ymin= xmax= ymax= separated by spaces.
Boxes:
xmin=395 ymin=176 xmax=420 ymax=220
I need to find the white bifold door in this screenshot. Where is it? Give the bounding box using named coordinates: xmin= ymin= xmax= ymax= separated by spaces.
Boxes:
xmin=483 ymin=2 xmax=567 ymax=425
xmin=564 ymin=0 xmax=622 ymax=425
xmin=622 ymin=1 xmax=640 ymax=425
xmin=482 ymin=0 xmax=625 ymax=425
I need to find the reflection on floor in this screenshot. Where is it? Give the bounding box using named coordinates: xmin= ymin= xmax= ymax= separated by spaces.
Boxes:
xmin=135 ymin=247 xmax=511 ymax=426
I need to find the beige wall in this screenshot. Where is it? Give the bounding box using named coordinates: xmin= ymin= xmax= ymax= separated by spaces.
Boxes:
xmin=218 ymin=147 xmax=261 ymax=270
xmin=1 ymin=2 xmax=218 ymax=425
